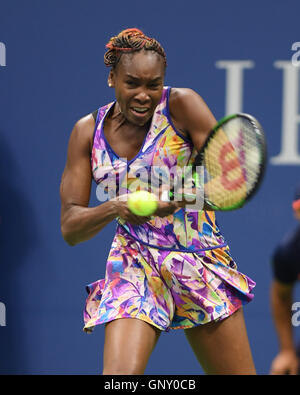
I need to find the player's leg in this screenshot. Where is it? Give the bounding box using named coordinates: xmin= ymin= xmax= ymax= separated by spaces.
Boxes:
xmin=184 ymin=308 xmax=256 ymax=375
xmin=102 ymin=318 xmax=162 ymax=375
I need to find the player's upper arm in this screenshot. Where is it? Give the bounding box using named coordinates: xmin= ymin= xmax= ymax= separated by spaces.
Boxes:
xmin=272 ymin=279 xmax=294 ymax=301
xmin=169 ymin=88 xmax=217 ymax=151
xmin=60 ymin=114 xmax=95 ymax=220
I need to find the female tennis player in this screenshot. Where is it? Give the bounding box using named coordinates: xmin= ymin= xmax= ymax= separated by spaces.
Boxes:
xmin=60 ymin=28 xmax=256 ymax=375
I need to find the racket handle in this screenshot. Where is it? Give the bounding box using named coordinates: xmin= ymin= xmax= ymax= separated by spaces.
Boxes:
xmin=169 ymin=191 xmax=197 ymax=201
xmin=168 ymin=171 xmax=200 ymax=201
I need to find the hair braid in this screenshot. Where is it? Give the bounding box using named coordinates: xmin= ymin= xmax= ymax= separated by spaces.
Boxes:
xmin=104 ymin=28 xmax=167 ymax=68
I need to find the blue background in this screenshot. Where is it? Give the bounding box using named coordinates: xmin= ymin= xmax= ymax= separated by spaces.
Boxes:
xmin=0 ymin=0 xmax=300 ymax=374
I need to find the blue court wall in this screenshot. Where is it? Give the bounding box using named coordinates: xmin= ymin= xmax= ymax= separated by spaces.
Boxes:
xmin=0 ymin=0 xmax=300 ymax=374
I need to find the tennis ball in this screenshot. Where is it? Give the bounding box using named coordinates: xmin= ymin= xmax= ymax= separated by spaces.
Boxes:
xmin=128 ymin=191 xmax=158 ymax=216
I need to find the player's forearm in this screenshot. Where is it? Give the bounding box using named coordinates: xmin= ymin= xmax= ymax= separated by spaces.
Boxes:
xmin=271 ymin=282 xmax=295 ymax=351
xmin=61 ymin=201 xmax=118 ymax=246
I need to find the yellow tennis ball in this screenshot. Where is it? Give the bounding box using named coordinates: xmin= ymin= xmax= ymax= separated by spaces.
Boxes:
xmin=128 ymin=191 xmax=158 ymax=216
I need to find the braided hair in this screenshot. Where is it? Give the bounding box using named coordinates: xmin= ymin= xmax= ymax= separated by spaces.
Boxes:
xmin=104 ymin=28 xmax=167 ymax=69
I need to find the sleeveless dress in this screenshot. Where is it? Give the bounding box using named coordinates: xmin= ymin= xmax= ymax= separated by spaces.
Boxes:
xmin=83 ymin=87 xmax=255 ymax=333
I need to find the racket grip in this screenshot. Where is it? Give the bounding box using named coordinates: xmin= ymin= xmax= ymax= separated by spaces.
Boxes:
xmin=169 ymin=191 xmax=197 ymax=201
xmin=168 ymin=171 xmax=200 ymax=201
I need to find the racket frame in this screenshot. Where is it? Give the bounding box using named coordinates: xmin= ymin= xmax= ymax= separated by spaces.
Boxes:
xmin=170 ymin=113 xmax=267 ymax=211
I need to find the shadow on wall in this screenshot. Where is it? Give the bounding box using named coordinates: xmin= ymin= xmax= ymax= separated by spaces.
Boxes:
xmin=0 ymin=134 xmax=38 ymax=373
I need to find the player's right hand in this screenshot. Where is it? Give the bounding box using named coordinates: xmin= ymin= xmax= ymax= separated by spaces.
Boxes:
xmin=269 ymin=350 xmax=299 ymax=375
xmin=112 ymin=198 xmax=152 ymax=226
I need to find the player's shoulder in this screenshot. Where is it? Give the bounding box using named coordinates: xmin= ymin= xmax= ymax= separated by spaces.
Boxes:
xmin=169 ymin=87 xmax=206 ymax=114
xmin=74 ymin=113 xmax=95 ymax=134
xmin=169 ymin=87 xmax=201 ymax=103
xmin=69 ymin=113 xmax=96 ymax=153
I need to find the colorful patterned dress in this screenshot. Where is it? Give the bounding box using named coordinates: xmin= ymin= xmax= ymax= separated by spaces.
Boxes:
xmin=83 ymin=87 xmax=255 ymax=333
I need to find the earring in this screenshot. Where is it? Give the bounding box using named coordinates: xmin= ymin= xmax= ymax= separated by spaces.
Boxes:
xmin=108 ymin=82 xmax=112 ymax=87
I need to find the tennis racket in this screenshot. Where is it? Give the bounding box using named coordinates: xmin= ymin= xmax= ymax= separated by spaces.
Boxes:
xmin=169 ymin=113 xmax=267 ymax=210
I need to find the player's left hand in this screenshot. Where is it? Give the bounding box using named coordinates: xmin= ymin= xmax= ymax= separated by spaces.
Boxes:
xmin=154 ymin=200 xmax=180 ymax=218
xmin=269 ymin=350 xmax=300 ymax=375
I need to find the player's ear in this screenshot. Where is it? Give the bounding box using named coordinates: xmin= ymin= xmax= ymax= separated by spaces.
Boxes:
xmin=108 ymin=70 xmax=115 ymax=88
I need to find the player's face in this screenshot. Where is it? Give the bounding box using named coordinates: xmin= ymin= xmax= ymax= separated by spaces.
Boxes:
xmin=109 ymin=50 xmax=165 ymax=126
